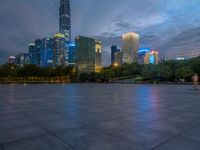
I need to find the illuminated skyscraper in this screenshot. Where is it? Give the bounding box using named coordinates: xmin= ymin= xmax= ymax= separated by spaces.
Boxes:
xmin=75 ymin=36 xmax=102 ymax=73
xmin=41 ymin=38 xmax=53 ymax=67
xmin=60 ymin=0 xmax=71 ymax=41
xmin=53 ymin=33 xmax=66 ymax=66
xmin=122 ymin=32 xmax=139 ymax=64
xmin=144 ymin=50 xmax=159 ymax=65
xmin=28 ymin=43 xmax=36 ymax=65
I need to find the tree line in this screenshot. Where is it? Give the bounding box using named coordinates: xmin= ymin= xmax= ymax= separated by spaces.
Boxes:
xmin=79 ymin=57 xmax=200 ymax=83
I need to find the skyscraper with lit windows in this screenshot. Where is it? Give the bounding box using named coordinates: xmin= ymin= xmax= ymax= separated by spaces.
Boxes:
xmin=122 ymin=32 xmax=139 ymax=64
xmin=60 ymin=0 xmax=71 ymax=41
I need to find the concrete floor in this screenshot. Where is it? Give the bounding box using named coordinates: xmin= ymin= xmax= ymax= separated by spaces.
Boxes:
xmin=0 ymin=84 xmax=200 ymax=150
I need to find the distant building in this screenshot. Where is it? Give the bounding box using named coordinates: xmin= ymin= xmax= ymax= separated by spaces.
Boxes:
xmin=66 ymin=41 xmax=76 ymax=66
xmin=15 ymin=53 xmax=30 ymax=66
xmin=75 ymin=36 xmax=102 ymax=73
xmin=34 ymin=39 xmax=42 ymax=66
xmin=114 ymin=51 xmax=122 ymax=66
xmin=60 ymin=0 xmax=71 ymax=41
xmin=53 ymin=33 xmax=67 ymax=66
xmin=8 ymin=56 xmax=16 ymax=64
xmin=40 ymin=38 xmax=53 ymax=67
xmin=95 ymin=41 xmax=102 ymax=73
xmin=161 ymin=57 xmax=167 ymax=62
xmin=28 ymin=43 xmax=36 ymax=65
xmin=122 ymin=32 xmax=139 ymax=64
xmin=138 ymin=48 xmax=150 ymax=64
xmin=111 ymin=45 xmax=120 ymax=65
xmin=176 ymin=57 xmax=185 ymax=61
xmin=144 ymin=50 xmax=159 ymax=65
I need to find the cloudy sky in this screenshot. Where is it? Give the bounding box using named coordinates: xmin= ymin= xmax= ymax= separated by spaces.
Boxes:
xmin=0 ymin=0 xmax=200 ymax=65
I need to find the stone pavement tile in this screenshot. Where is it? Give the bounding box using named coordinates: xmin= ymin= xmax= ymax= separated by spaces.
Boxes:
xmin=74 ymin=136 xmax=145 ymax=150
xmin=90 ymin=118 xmax=141 ymax=135
xmin=40 ymin=119 xmax=84 ymax=132
xmin=0 ymin=118 xmax=35 ymax=130
xmin=0 ymin=112 xmax=27 ymax=122
xmin=30 ymin=114 xmax=67 ymax=123
xmin=0 ymin=125 xmax=47 ymax=144
xmin=141 ymin=119 xmax=195 ymax=135
xmin=117 ymin=127 xmax=176 ymax=149
xmin=154 ymin=137 xmax=200 ymax=150
xmin=181 ymin=126 xmax=200 ymax=144
xmin=55 ymin=126 xmax=110 ymax=147
xmin=3 ymin=135 xmax=73 ymax=150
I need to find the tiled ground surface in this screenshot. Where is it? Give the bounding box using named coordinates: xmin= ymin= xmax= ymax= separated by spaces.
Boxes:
xmin=0 ymin=84 xmax=200 ymax=150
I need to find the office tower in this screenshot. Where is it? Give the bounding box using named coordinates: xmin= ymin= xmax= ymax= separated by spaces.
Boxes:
xmin=138 ymin=48 xmax=150 ymax=64
xmin=53 ymin=33 xmax=66 ymax=66
xmin=66 ymin=41 xmax=76 ymax=66
xmin=114 ymin=51 xmax=122 ymax=66
xmin=111 ymin=45 xmax=120 ymax=65
xmin=28 ymin=43 xmax=36 ymax=65
xmin=60 ymin=0 xmax=71 ymax=41
xmin=122 ymin=32 xmax=139 ymax=64
xmin=40 ymin=38 xmax=53 ymax=67
xmin=35 ymin=39 xmax=42 ymax=66
xmin=15 ymin=53 xmax=30 ymax=67
xmin=144 ymin=50 xmax=159 ymax=65
xmin=95 ymin=41 xmax=102 ymax=73
xmin=75 ymin=36 xmax=102 ymax=73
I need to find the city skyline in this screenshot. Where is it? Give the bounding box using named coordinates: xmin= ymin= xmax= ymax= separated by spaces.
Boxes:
xmin=1 ymin=0 xmax=200 ymax=65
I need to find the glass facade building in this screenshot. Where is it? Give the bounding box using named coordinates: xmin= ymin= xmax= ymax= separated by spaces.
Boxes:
xmin=60 ymin=0 xmax=71 ymax=41
xmin=138 ymin=48 xmax=150 ymax=64
xmin=75 ymin=36 xmax=102 ymax=73
xmin=40 ymin=38 xmax=53 ymax=67
xmin=34 ymin=39 xmax=42 ymax=66
xmin=53 ymin=33 xmax=66 ymax=66
xmin=28 ymin=43 xmax=36 ymax=65
xmin=122 ymin=32 xmax=139 ymax=64
xmin=111 ymin=45 xmax=120 ymax=65
xmin=66 ymin=41 xmax=76 ymax=66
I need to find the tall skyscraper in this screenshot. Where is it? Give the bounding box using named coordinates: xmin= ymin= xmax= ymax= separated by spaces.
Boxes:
xmin=35 ymin=39 xmax=42 ymax=66
xmin=40 ymin=38 xmax=53 ymax=67
xmin=75 ymin=36 xmax=102 ymax=73
xmin=60 ymin=0 xmax=71 ymax=41
xmin=53 ymin=33 xmax=66 ymax=66
xmin=144 ymin=50 xmax=159 ymax=65
xmin=122 ymin=32 xmax=139 ymax=64
xmin=111 ymin=45 xmax=120 ymax=65
xmin=66 ymin=41 xmax=76 ymax=66
xmin=28 ymin=43 xmax=36 ymax=65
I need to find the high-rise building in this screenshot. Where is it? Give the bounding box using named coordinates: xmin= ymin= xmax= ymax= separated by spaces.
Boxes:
xmin=40 ymin=38 xmax=53 ymax=67
xmin=138 ymin=48 xmax=150 ymax=64
xmin=122 ymin=32 xmax=139 ymax=64
xmin=95 ymin=41 xmax=102 ymax=73
xmin=75 ymin=36 xmax=102 ymax=73
xmin=114 ymin=51 xmax=122 ymax=66
xmin=28 ymin=43 xmax=36 ymax=65
xmin=60 ymin=0 xmax=71 ymax=41
xmin=111 ymin=45 xmax=120 ymax=65
xmin=144 ymin=50 xmax=159 ymax=65
xmin=35 ymin=39 xmax=42 ymax=66
xmin=53 ymin=33 xmax=66 ymax=66
xmin=15 ymin=53 xmax=30 ymax=66
xmin=66 ymin=41 xmax=76 ymax=66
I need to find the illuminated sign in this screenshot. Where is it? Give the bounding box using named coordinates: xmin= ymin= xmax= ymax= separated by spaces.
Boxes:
xmin=138 ymin=48 xmax=150 ymax=53
xmin=150 ymin=55 xmax=155 ymax=64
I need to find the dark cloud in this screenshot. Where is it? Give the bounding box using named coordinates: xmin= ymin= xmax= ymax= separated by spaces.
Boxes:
xmin=0 ymin=0 xmax=200 ymax=65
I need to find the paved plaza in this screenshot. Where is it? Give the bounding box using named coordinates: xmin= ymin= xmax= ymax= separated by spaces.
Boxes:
xmin=0 ymin=84 xmax=200 ymax=150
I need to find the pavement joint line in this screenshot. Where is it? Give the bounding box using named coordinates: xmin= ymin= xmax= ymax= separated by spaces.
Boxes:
xmin=151 ymin=123 xmax=200 ymax=150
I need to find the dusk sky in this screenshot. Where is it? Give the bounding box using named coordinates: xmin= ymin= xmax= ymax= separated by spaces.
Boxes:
xmin=0 ymin=0 xmax=200 ymax=65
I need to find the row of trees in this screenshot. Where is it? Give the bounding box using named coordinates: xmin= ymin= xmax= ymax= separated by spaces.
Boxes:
xmin=79 ymin=57 xmax=200 ymax=83
xmin=0 ymin=64 xmax=74 ymax=83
